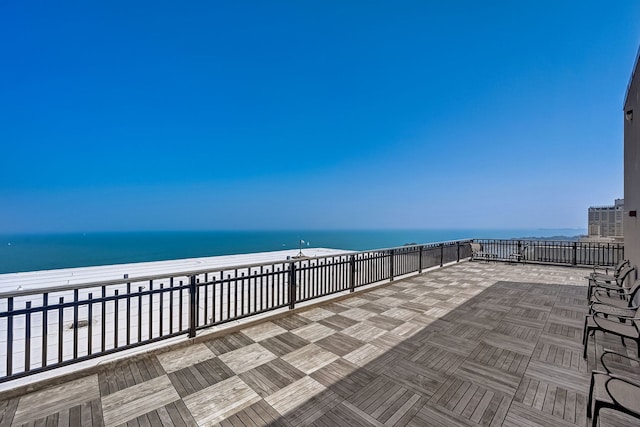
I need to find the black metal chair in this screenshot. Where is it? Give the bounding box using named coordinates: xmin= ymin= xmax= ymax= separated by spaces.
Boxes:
xmin=470 ymin=242 xmax=496 ymax=262
xmin=590 ymin=277 xmax=640 ymax=311
xmin=508 ymin=245 xmax=527 ymax=263
xmin=587 ymin=265 xmax=635 ymax=299
xmin=591 ymin=259 xmax=630 ymax=282
xmin=588 ymin=349 xmax=640 ymax=427
xmin=583 ymin=307 xmax=640 ymax=359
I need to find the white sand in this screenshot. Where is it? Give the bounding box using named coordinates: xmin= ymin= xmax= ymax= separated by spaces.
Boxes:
xmin=0 ymin=248 xmax=349 ymax=293
xmin=0 ymin=248 xmax=353 ymax=386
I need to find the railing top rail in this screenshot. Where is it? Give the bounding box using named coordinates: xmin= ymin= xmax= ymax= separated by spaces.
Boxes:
xmin=474 ymin=238 xmax=623 ymax=245
xmin=365 ymin=239 xmax=472 ymax=253
xmin=0 ymin=239 xmax=474 ymax=299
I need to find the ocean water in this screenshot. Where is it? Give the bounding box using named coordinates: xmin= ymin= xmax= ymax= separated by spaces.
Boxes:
xmin=0 ymin=229 xmax=585 ymax=274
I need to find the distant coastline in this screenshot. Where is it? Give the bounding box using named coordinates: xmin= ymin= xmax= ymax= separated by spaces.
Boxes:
xmin=510 ymin=235 xmax=583 ymax=241
xmin=0 ymin=229 xmax=586 ymax=274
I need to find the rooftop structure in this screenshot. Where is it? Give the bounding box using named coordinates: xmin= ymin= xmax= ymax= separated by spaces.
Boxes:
xmin=0 ymin=261 xmax=636 ymax=426
xmin=625 ymin=44 xmax=640 ymax=275
xmin=587 ymin=199 xmax=624 ymax=240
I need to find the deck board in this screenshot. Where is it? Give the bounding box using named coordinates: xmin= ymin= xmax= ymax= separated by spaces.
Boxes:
xmin=0 ymin=262 xmax=614 ymax=426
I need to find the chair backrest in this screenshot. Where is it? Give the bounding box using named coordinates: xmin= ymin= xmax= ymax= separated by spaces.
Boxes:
xmin=616 ymin=265 xmax=636 ymax=287
xmin=471 ymin=243 xmax=482 ymax=254
xmin=615 ymin=259 xmax=631 ymax=276
xmin=628 ymin=279 xmax=640 ymax=305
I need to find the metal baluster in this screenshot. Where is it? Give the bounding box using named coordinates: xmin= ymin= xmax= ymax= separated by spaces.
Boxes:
xmin=169 ymin=278 xmax=174 ymax=333
xmin=114 ymin=290 xmax=119 ymax=348
xmin=57 ymin=297 xmax=64 ymax=363
xmin=138 ymin=287 xmax=143 ymax=343
xmin=189 ymin=276 xmax=197 ymax=338
xmin=42 ymin=294 xmax=48 ymax=368
xmin=149 ymin=280 xmax=153 ymax=339
xmin=159 ymin=284 xmax=164 ymax=334
xmin=25 ymin=302 xmax=32 ymax=372
xmin=179 ymin=280 xmax=183 ymax=331
xmin=73 ymin=290 xmax=78 ymax=359
xmin=126 ymin=282 xmax=131 ymax=346
xmin=101 ymin=286 xmax=106 ymax=352
xmin=87 ymin=293 xmax=93 ymax=355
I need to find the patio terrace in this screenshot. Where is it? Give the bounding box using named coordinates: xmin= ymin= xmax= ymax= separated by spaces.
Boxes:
xmin=0 ymin=261 xmax=637 ymax=427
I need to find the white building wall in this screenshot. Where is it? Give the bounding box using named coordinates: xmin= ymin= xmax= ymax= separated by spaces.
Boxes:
xmin=624 ymin=49 xmax=640 ymax=281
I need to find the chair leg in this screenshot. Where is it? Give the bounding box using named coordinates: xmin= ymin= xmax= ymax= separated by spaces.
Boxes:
xmin=583 ymin=326 xmax=592 ymax=359
xmin=592 ymin=401 xmax=602 ymax=427
xmin=587 ymin=374 xmax=595 ymax=417
xmin=582 ymin=316 xmax=589 ymax=344
xmin=583 ymin=317 xmax=594 ymax=359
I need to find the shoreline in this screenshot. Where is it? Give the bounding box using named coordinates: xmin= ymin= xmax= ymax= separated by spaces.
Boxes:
xmin=0 ymin=229 xmax=586 ymax=274
xmin=0 ymin=248 xmax=349 ymax=294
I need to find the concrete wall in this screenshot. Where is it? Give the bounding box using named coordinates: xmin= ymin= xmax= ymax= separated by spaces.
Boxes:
xmin=624 ymin=50 xmax=640 ymax=280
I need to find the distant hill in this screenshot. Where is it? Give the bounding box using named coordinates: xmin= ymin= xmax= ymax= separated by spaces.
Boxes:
xmin=510 ymin=235 xmax=583 ymax=241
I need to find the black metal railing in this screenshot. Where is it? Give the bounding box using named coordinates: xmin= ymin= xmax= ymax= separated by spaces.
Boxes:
xmin=472 ymin=239 xmax=624 ymax=266
xmin=0 ymin=240 xmax=471 ymax=383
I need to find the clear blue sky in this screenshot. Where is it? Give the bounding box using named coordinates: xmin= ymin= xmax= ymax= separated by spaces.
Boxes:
xmin=1 ymin=1 xmax=638 ymax=233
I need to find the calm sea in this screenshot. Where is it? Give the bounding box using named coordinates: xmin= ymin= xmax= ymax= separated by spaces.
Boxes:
xmin=0 ymin=229 xmax=585 ymax=274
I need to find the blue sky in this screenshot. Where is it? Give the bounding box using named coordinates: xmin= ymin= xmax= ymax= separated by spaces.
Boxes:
xmin=1 ymin=1 xmax=638 ymax=233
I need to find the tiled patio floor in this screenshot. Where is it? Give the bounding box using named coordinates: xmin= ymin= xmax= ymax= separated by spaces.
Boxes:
xmin=0 ymin=261 xmax=638 ymax=426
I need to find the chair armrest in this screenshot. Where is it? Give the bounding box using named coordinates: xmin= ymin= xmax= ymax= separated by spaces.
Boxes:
xmin=590 ymin=281 xmax=621 ymax=290
xmin=591 ymin=300 xmax=639 ymax=310
xmin=592 ymin=287 xmax=627 ymax=298
xmin=592 ymin=265 xmax=611 ymax=274
xmin=590 ymin=301 xmax=638 ymax=314
xmin=605 ymin=377 xmax=640 ymax=416
xmin=592 ymin=312 xmax=636 ymax=327
xmin=592 ymin=309 xmax=635 ymax=319
xmin=601 ymin=349 xmax=640 ymax=374
xmin=590 ymin=303 xmax=638 ymax=319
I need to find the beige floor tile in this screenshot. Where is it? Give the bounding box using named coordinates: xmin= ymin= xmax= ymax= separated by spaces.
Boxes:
xmin=265 ymin=376 xmax=326 ymax=415
xmin=341 ymin=307 xmax=376 ymax=321
xmin=102 ymin=375 xmax=179 ymax=427
xmin=218 ymin=343 xmax=277 ymax=374
xmin=382 ymin=307 xmax=418 ymax=321
xmin=157 ymin=343 xmax=215 ymax=373
xmin=13 ymin=374 xmax=100 ymax=425
xmin=343 ymin=343 xmax=386 ymax=367
xmin=299 ymin=307 xmax=335 ymax=321
xmin=183 ymin=375 xmax=260 ymax=425
xmin=339 ymin=297 xmax=369 ymax=307
xmin=391 ymin=321 xmax=424 ymax=337
xmin=281 ymin=344 xmax=339 ymax=374
xmin=291 ymin=323 xmax=336 ymax=342
xmin=241 ymin=321 xmax=288 ymax=341
xmin=341 ymin=322 xmax=386 ymax=342
xmin=376 ymin=297 xmax=405 ymax=307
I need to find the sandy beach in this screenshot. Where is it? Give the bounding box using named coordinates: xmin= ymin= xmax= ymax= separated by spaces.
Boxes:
xmin=0 ymin=248 xmax=353 ymax=387
xmin=0 ymin=248 xmax=349 ymax=293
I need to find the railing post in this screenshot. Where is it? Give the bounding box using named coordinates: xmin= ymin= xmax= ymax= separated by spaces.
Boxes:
xmin=389 ymin=249 xmax=395 ymax=281
xmin=419 ymin=246 xmax=423 ymax=273
xmin=349 ymin=255 xmax=356 ymax=292
xmin=440 ymin=243 xmax=444 ymax=267
xmin=456 ymin=242 xmax=460 ymax=263
xmin=572 ymin=242 xmax=577 ymax=266
xmin=188 ymin=275 xmax=197 ymax=338
xmin=288 ymin=263 xmax=297 ymax=309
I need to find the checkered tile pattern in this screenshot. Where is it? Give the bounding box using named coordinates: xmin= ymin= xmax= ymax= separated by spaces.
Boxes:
xmin=2 ymin=262 xmax=639 ymax=426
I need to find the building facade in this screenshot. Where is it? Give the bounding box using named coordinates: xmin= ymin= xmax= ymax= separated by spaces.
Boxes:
xmin=624 ymin=47 xmax=640 ymax=281
xmin=588 ymin=198 xmax=624 ymax=239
